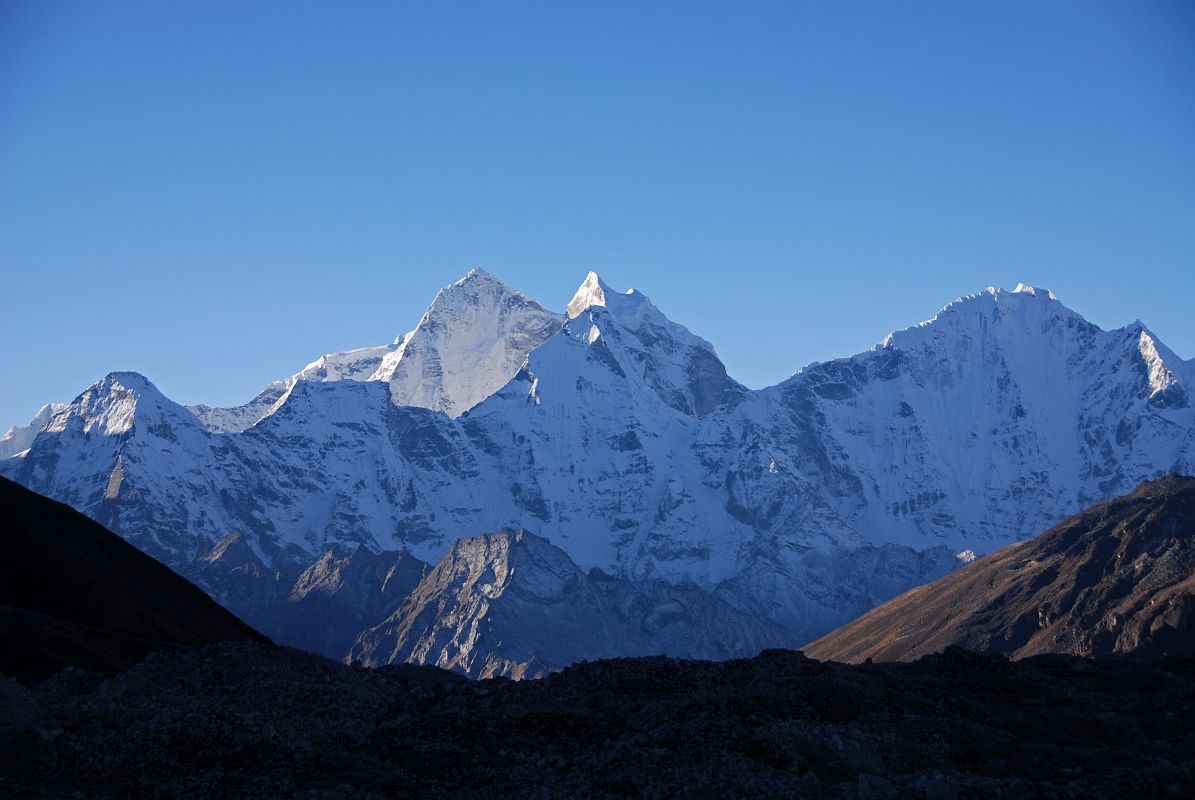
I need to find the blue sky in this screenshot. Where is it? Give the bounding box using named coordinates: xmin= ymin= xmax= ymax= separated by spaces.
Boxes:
xmin=2 ymin=1 xmax=1193 ymax=427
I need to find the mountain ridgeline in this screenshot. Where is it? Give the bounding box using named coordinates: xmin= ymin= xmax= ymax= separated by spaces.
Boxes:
xmin=804 ymin=474 xmax=1195 ymax=663
xmin=3 ymin=271 xmax=1194 ymax=675
xmin=0 ymin=477 xmax=266 ymax=683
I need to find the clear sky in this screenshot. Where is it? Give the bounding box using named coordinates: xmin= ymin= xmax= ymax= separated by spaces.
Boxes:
xmin=2 ymin=1 xmax=1193 ymax=429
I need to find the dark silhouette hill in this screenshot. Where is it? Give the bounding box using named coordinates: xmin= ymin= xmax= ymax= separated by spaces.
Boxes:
xmin=0 ymin=477 xmax=267 ymax=683
xmin=2 ymin=642 xmax=1193 ymax=798
xmin=806 ymin=475 xmax=1195 ymax=663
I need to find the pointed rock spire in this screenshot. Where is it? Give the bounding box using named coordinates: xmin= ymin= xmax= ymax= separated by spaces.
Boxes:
xmin=567 ymin=271 xmax=612 ymax=318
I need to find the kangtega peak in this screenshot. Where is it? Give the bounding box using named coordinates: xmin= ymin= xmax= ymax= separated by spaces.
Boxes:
xmin=3 ymin=271 xmax=1193 ymax=672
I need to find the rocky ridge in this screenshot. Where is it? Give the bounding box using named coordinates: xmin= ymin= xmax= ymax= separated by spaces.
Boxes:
xmin=0 ymin=477 xmax=266 ymax=684
xmin=349 ymin=529 xmax=793 ymax=677
xmin=805 ymin=474 xmax=1195 ymax=663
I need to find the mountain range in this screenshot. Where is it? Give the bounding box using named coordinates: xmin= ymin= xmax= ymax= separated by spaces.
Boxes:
xmin=3 ymin=269 xmax=1193 ymax=675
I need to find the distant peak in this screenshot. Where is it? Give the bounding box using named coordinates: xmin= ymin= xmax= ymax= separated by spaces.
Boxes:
xmin=956 ymin=284 xmax=1066 ymax=310
xmin=55 ymin=371 xmax=192 ymax=438
xmin=563 ymin=271 xmax=721 ymax=358
xmin=99 ymin=371 xmax=163 ymax=397
xmin=458 ymin=267 xmax=498 ymax=286
xmin=567 ymin=271 xmax=610 ymax=318
xmin=878 ymin=284 xmax=1081 ymax=352
xmin=979 ymin=284 xmax=1057 ymax=301
xmin=441 ymin=268 xmax=505 ymax=297
xmin=431 ymin=269 xmax=541 ymax=309
xmin=566 ymin=271 xmax=642 ymax=319
xmin=1011 ymin=283 xmax=1057 ymax=300
xmin=417 ymin=268 xmax=548 ymax=324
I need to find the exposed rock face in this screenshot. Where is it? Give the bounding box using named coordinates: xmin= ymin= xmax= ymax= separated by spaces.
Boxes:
xmin=184 ymin=537 xmax=428 ymax=660
xmin=0 ymin=477 xmax=266 ymax=684
xmin=349 ymin=530 xmax=792 ymax=678
xmin=272 ymin=547 xmax=428 ymax=657
xmin=805 ymin=474 xmax=1195 ymax=663
xmin=185 ymin=532 xmax=289 ymax=615
xmin=3 ymin=277 xmax=1194 ymax=661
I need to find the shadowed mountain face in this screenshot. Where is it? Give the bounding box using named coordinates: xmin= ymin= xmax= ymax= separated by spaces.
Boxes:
xmin=0 ymin=477 xmax=267 ymax=684
xmin=805 ymin=475 xmax=1195 ymax=663
xmin=348 ymin=530 xmax=794 ymax=678
xmin=184 ymin=536 xmax=429 ymax=660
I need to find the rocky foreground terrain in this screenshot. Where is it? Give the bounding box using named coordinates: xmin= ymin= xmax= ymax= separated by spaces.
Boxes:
xmin=2 ymin=642 xmax=1193 ymax=799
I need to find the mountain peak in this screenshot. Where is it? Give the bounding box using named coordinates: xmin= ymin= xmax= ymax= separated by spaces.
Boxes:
xmin=444 ymin=268 xmax=505 ymax=294
xmin=566 ymin=271 xmax=652 ymax=319
xmin=101 ymin=371 xmax=159 ymax=393
xmin=1011 ymin=282 xmax=1057 ymax=299
xmin=459 ymin=267 xmax=498 ymax=285
xmin=534 ymin=272 xmax=737 ymax=418
xmin=426 ymin=269 xmax=548 ymax=316
xmin=974 ymin=283 xmax=1061 ymax=303
xmin=64 ymin=372 xmax=197 ymax=438
xmin=567 ymin=271 xmax=613 ymax=318
xmin=0 ymin=402 xmax=68 ymax=460
xmin=878 ymin=283 xmax=1082 ymax=352
xmin=185 ymin=269 xmax=562 ymax=432
xmin=371 ymin=270 xmax=564 ymax=418
xmin=441 ymin=267 xmax=514 ymax=298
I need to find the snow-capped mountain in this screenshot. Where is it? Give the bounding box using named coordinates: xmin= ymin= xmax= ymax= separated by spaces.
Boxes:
xmin=186 ymin=268 xmax=562 ymax=433
xmin=0 ymin=402 xmax=67 ymax=459
xmin=4 ymin=272 xmax=1193 ymax=669
xmin=187 ymin=343 xmax=400 ymax=434
xmin=767 ymin=283 xmax=1195 ymax=553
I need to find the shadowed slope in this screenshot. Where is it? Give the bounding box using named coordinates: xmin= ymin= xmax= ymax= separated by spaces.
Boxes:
xmin=805 ymin=475 xmax=1195 ymax=663
xmin=0 ymin=477 xmax=267 ymax=683
xmin=349 ymin=529 xmax=792 ymax=678
xmin=4 ymin=642 xmax=1193 ymax=798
